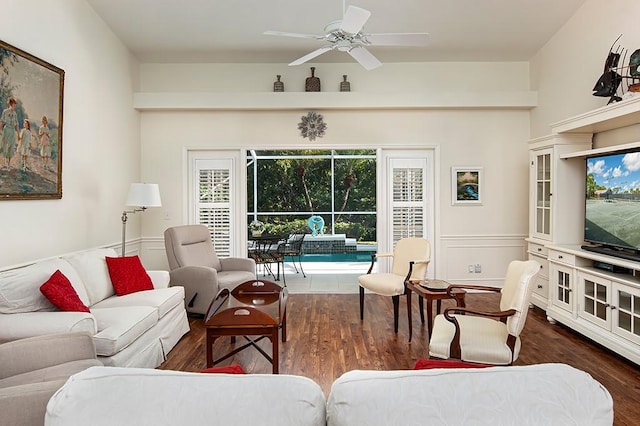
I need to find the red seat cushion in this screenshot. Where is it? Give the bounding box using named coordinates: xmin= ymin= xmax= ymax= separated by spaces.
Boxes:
xmin=105 ymin=256 xmax=154 ymax=296
xmin=40 ymin=270 xmax=90 ymax=313
xmin=200 ymin=364 xmax=246 ymax=374
xmin=413 ymin=359 xmax=493 ymax=370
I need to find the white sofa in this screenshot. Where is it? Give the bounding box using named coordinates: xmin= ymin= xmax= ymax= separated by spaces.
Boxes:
xmin=44 ymin=364 xmax=613 ymax=426
xmin=0 ymin=248 xmax=189 ymax=368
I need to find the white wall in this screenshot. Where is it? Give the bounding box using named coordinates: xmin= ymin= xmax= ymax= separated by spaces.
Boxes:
xmin=0 ymin=0 xmax=140 ymax=267
xmin=137 ymin=62 xmax=532 ymax=281
xmin=530 ymin=0 xmax=640 ymax=139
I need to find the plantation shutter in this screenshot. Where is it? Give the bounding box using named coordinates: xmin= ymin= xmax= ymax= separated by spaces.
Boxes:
xmin=387 ymin=157 xmax=429 ymax=249
xmin=195 ymin=158 xmax=233 ymax=257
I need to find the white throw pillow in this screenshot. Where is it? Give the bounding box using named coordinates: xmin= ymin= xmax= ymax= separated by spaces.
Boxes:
xmin=63 ymin=248 xmax=118 ymax=306
xmin=0 ymin=258 xmax=89 ymax=314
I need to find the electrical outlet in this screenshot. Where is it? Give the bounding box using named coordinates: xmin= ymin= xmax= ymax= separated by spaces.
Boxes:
xmin=164 ymin=210 xmax=170 ymax=220
xmin=468 ymin=264 xmax=474 ymax=273
xmin=474 ymin=264 xmax=482 ymax=273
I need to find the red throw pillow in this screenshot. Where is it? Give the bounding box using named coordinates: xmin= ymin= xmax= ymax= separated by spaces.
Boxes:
xmin=40 ymin=270 xmax=90 ymax=312
xmin=200 ymin=364 xmax=246 ymax=374
xmin=413 ymin=359 xmax=493 ymax=370
xmin=105 ymin=256 xmax=153 ymax=296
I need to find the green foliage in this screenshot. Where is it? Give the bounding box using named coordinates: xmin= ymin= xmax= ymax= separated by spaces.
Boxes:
xmin=247 ymin=150 xmax=377 ymax=242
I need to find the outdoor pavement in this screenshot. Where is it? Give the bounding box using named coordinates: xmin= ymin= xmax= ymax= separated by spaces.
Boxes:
xmin=258 ymin=260 xmax=375 ymax=294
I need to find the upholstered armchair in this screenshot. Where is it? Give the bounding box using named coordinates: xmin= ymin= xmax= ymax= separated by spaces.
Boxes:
xmin=164 ymin=225 xmax=256 ymax=315
xmin=0 ymin=332 xmax=102 ymax=426
xmin=429 ymin=260 xmax=541 ymax=365
xmin=358 ymin=237 xmax=431 ymax=333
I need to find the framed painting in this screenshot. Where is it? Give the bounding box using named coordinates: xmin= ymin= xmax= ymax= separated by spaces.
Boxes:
xmin=452 ymin=167 xmax=482 ymax=205
xmin=0 ymin=40 xmax=64 ymax=200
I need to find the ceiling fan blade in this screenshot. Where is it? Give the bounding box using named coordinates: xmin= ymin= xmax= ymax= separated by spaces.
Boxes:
xmin=365 ymin=33 xmax=430 ymax=46
xmin=340 ymin=6 xmax=371 ymax=35
xmin=263 ymin=30 xmax=325 ymax=40
xmin=289 ymin=47 xmax=333 ymax=66
xmin=348 ymin=46 xmax=382 ymax=70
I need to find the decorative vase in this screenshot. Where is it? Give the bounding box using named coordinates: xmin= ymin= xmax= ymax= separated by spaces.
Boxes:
xmin=305 ymin=67 xmax=321 ymax=92
xmin=340 ymin=75 xmax=351 ymax=92
xmin=273 ymin=75 xmax=284 ymax=92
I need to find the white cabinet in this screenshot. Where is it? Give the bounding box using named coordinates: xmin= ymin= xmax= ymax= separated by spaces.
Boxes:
xmin=527 ymin=98 xmax=640 ymax=366
xmin=527 ymin=242 xmax=548 ymax=309
xmin=545 ymin=245 xmax=640 ymax=365
xmin=528 ymin=134 xmax=591 ymax=245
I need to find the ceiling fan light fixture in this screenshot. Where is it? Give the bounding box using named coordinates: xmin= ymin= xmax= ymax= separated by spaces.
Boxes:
xmin=264 ymin=4 xmax=429 ymax=70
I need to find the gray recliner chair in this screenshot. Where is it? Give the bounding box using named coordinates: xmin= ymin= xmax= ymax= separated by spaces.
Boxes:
xmin=164 ymin=225 xmax=256 ymax=315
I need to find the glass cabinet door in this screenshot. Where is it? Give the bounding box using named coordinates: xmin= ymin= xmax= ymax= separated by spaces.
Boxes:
xmin=532 ymin=149 xmax=552 ymax=239
xmin=612 ymin=283 xmax=640 ymax=345
xmin=578 ymin=272 xmax=611 ymax=328
xmin=551 ymin=264 xmax=573 ymax=312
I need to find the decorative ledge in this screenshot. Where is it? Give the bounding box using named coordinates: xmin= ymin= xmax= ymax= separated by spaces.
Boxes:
xmin=133 ymin=91 xmax=537 ymax=111
xmin=551 ymin=95 xmax=640 ymax=134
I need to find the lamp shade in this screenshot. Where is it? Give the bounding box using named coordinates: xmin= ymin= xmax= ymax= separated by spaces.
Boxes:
xmin=126 ymin=183 xmax=162 ymax=207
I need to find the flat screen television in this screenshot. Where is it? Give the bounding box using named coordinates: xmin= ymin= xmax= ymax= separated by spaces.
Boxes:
xmin=583 ymin=149 xmax=640 ymax=261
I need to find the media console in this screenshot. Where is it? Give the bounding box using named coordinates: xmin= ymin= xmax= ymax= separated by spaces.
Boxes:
xmin=581 ymin=244 xmax=640 ymax=263
xmin=543 ymin=244 xmax=640 ymax=366
xmin=527 ymin=97 xmax=640 ymax=366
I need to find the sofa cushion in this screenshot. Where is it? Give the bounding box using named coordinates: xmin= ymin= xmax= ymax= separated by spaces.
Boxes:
xmin=46 ymin=367 xmax=327 ymax=426
xmin=63 ymin=249 xmax=118 ymax=306
xmin=105 ymin=256 xmax=154 ymax=296
xmin=91 ymin=307 xmax=158 ymax=357
xmin=40 ymin=271 xmax=90 ymax=313
xmin=326 ymin=365 xmax=613 ymax=426
xmin=0 ymin=359 xmax=102 ymax=389
xmin=91 ymin=287 xmax=185 ymax=319
xmin=0 ymin=259 xmax=89 ymax=314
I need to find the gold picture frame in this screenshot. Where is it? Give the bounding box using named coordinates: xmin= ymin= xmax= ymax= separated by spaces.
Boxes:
xmin=0 ymin=40 xmax=64 ymax=200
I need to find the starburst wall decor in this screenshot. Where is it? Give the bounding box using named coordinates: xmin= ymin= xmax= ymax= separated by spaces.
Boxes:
xmin=298 ymin=112 xmax=326 ymax=141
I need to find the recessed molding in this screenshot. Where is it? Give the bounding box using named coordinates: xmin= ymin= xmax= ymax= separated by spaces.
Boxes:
xmin=133 ymin=91 xmax=538 ymax=111
xmin=551 ymin=96 xmax=640 ymax=134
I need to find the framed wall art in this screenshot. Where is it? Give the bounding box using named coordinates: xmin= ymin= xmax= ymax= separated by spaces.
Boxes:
xmin=452 ymin=166 xmax=482 ymax=205
xmin=0 ymin=39 xmax=64 ymax=200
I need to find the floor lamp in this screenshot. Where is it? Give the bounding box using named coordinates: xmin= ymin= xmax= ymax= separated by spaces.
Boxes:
xmin=121 ymin=183 xmax=162 ymax=257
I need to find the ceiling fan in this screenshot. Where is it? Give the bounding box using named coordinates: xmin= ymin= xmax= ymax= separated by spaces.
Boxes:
xmin=263 ymin=3 xmax=429 ymax=70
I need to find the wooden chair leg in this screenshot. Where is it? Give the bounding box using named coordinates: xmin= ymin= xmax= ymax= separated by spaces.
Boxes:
xmin=392 ymin=295 xmax=400 ymax=333
xmin=359 ymin=286 xmax=365 ymax=320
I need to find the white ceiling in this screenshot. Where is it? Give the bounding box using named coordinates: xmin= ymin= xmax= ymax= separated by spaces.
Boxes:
xmin=86 ymin=0 xmax=586 ymax=64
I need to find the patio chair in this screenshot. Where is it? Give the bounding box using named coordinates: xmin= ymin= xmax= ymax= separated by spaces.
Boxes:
xmin=277 ymin=232 xmax=307 ymax=278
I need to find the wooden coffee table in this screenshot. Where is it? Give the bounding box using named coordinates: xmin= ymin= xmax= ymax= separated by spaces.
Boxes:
xmin=405 ymin=279 xmax=466 ymax=342
xmin=204 ymin=279 xmax=287 ymax=373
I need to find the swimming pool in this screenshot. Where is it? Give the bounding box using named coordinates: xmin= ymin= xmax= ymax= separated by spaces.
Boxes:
xmin=300 ymin=252 xmax=375 ymax=263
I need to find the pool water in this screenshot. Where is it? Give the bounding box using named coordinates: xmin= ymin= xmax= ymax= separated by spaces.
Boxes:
xmin=300 ymin=252 xmax=375 ymax=263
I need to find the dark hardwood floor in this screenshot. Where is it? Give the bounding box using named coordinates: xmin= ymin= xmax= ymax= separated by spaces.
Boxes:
xmin=160 ymin=292 xmax=640 ymax=425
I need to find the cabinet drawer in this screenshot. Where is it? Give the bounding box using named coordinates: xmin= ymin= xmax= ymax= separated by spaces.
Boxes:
xmin=549 ymin=250 xmax=576 ymax=265
xmin=532 ymin=276 xmax=548 ymax=297
xmin=528 ymin=253 xmax=548 ymax=279
xmin=528 ymin=242 xmax=548 ymax=257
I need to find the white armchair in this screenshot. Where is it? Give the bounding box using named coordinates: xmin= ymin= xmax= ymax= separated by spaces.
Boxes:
xmin=429 ymin=260 xmax=541 ymax=365
xmin=357 ymin=237 xmax=431 ymax=334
